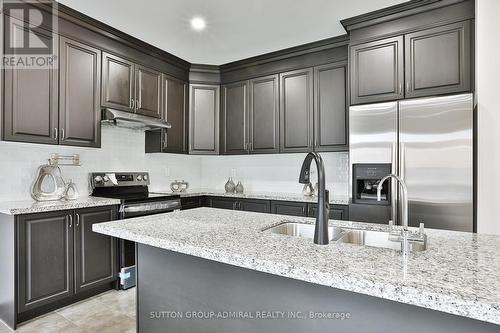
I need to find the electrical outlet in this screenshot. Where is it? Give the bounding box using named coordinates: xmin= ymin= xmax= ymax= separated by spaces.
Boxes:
xmin=164 ymin=167 xmax=170 ymax=177
xmin=231 ymin=168 xmax=237 ymax=178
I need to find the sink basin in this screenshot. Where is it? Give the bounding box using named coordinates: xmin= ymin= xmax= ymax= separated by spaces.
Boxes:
xmin=338 ymin=229 xmax=427 ymax=252
xmin=263 ymin=221 xmax=427 ymax=252
xmin=263 ymin=221 xmax=347 ymax=242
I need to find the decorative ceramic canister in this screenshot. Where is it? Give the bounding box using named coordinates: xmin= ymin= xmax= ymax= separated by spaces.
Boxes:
xmin=235 ymin=181 xmax=244 ymax=194
xmin=30 ymin=164 xmax=66 ymax=201
xmin=64 ymin=179 xmax=80 ymax=200
xmin=170 ymin=180 xmax=181 ymax=192
xmin=179 ymin=180 xmax=189 ymax=192
xmin=302 ymin=183 xmax=314 ymax=196
xmin=225 ymin=177 xmax=236 ymax=193
xmin=313 ymin=183 xmax=319 ymax=197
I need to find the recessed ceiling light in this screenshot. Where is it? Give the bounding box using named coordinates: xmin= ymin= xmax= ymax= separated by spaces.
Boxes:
xmin=190 ymin=16 xmax=206 ymax=31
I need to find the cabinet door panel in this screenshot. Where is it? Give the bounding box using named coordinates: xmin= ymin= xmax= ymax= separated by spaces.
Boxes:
xmin=350 ymin=36 xmax=404 ymax=104
xmin=308 ymin=204 xmax=349 ymax=220
xmin=405 ymin=21 xmax=471 ymax=98
xmin=162 ymin=75 xmax=188 ymax=153
xmin=74 ymin=207 xmax=117 ymax=293
xmin=3 ymin=17 xmax=58 ymax=144
xmin=59 ymin=37 xmax=101 ymax=147
xmin=221 ymin=81 xmax=248 ymax=155
xmin=101 ymin=52 xmax=134 ymax=112
xmin=208 ymin=197 xmax=237 ymax=210
xmin=17 ymin=211 xmax=73 ymax=313
xmin=136 ymin=65 xmax=162 ymax=118
xmin=249 ymin=75 xmax=279 ymax=154
xmin=189 ymin=84 xmax=220 ymax=155
xmin=314 ymin=62 xmax=348 ymax=152
xmin=240 ymin=199 xmax=271 ymax=213
xmin=280 ymin=68 xmax=314 ymax=153
xmin=271 ymin=201 xmax=307 ymax=217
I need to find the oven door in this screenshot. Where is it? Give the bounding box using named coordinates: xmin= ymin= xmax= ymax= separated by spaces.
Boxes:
xmin=118 ymin=199 xmax=181 ymax=289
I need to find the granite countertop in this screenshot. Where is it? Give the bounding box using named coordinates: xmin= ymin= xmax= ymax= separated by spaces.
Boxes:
xmin=93 ymin=207 xmax=500 ymax=325
xmin=152 ymin=189 xmax=350 ymax=205
xmin=0 ymin=196 xmax=121 ymax=215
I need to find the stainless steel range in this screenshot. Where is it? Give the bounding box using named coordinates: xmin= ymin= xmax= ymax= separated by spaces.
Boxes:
xmin=90 ymin=172 xmax=181 ymax=289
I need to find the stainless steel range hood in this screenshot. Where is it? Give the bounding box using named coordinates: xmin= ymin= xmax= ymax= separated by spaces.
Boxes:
xmin=102 ymin=109 xmax=171 ymax=130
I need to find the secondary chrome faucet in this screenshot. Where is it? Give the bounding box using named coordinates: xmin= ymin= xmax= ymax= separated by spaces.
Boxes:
xmin=377 ymin=174 xmax=409 ymax=230
xmin=299 ymin=152 xmax=329 ymax=245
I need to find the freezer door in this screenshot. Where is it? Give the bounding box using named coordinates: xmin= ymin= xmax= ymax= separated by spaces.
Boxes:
xmin=399 ymin=94 xmax=473 ymax=231
xmin=349 ymin=102 xmax=398 ymax=223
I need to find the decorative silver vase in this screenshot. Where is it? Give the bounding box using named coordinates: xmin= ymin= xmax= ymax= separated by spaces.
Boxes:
xmin=225 ymin=177 xmax=236 ymax=193
xmin=235 ymin=181 xmax=244 ymax=193
xmin=302 ymin=183 xmax=314 ymax=196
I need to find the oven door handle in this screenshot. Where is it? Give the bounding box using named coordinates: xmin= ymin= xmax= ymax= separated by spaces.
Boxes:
xmin=123 ymin=201 xmax=181 ymax=213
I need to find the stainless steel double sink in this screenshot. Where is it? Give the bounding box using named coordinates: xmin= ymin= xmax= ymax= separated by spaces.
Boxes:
xmin=263 ymin=221 xmax=427 ymax=252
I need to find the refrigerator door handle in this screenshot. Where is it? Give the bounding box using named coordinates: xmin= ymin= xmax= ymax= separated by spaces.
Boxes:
xmin=391 ymin=142 xmax=399 ymax=225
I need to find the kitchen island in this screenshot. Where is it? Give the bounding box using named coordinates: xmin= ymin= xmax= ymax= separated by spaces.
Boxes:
xmin=93 ymin=208 xmax=500 ymax=333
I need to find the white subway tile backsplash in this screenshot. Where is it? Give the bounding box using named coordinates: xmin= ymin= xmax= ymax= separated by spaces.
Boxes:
xmin=0 ymin=126 xmax=349 ymax=201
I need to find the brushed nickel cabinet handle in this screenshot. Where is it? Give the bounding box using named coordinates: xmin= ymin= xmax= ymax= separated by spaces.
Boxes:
xmin=76 ymin=213 xmax=80 ymax=227
xmin=68 ymin=215 xmax=73 ymax=228
xmin=131 ymin=98 xmax=135 ymax=109
xmin=60 ymin=128 xmax=65 ymax=141
xmin=54 ymin=128 xmax=58 ymax=141
xmin=406 ymin=82 xmax=410 ymax=93
xmin=137 ymin=99 xmax=141 ymax=110
xmin=398 ymin=83 xmax=403 ymax=95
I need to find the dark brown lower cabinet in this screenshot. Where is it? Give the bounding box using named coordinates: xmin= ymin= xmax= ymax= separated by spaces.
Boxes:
xmin=308 ymin=204 xmax=349 ymax=220
xmin=206 ymin=197 xmax=271 ymax=213
xmin=195 ymin=196 xmax=348 ymax=219
xmin=74 ymin=207 xmax=117 ymax=293
xmin=181 ymin=197 xmax=205 ymax=210
xmin=239 ymin=199 xmax=271 ymax=213
xmin=17 ymin=211 xmax=74 ymax=313
xmin=271 ymin=201 xmax=308 ymax=217
xmin=207 ymin=197 xmax=238 ymax=210
xmin=16 ymin=206 xmax=117 ymax=319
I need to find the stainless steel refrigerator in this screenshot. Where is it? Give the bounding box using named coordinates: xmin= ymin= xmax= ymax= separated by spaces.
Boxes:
xmin=349 ymin=93 xmax=474 ymax=232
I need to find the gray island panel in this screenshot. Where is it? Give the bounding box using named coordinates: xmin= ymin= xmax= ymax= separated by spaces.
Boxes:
xmin=137 ymin=244 xmax=499 ymax=333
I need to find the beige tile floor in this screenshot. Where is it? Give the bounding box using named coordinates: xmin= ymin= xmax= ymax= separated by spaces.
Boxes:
xmin=0 ymin=289 xmax=136 ymax=333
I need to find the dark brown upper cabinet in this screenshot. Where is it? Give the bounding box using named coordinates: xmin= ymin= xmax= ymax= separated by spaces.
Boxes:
xmin=249 ymin=74 xmax=280 ymax=154
xmin=144 ymin=75 xmax=188 ymax=154
xmin=279 ymin=68 xmax=314 ymax=153
xmin=162 ymin=75 xmax=188 ymax=153
xmin=102 ymin=53 xmax=161 ymax=118
xmin=189 ymin=84 xmax=220 ymax=155
xmin=350 ymin=36 xmax=404 ymax=105
xmin=135 ymin=65 xmax=162 ymax=118
xmin=74 ymin=206 xmax=117 ymax=293
xmin=221 ymin=81 xmax=249 ymax=155
xmin=405 ymin=21 xmax=471 ymax=98
xmin=59 ymin=37 xmax=102 ymax=148
xmin=3 ymin=17 xmax=58 ymax=145
xmin=101 ymin=52 xmax=135 ymax=112
xmin=313 ymin=62 xmax=348 ymax=152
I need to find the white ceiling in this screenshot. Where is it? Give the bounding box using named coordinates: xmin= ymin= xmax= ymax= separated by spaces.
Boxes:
xmin=58 ymin=0 xmax=407 ymax=65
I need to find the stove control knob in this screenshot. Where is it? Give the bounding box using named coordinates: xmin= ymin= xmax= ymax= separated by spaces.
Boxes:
xmin=137 ymin=175 xmax=143 ymax=181
xmin=94 ymin=176 xmax=103 ymax=183
xmin=103 ymin=175 xmax=110 ymax=182
xmin=143 ymin=174 xmax=148 ymax=181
